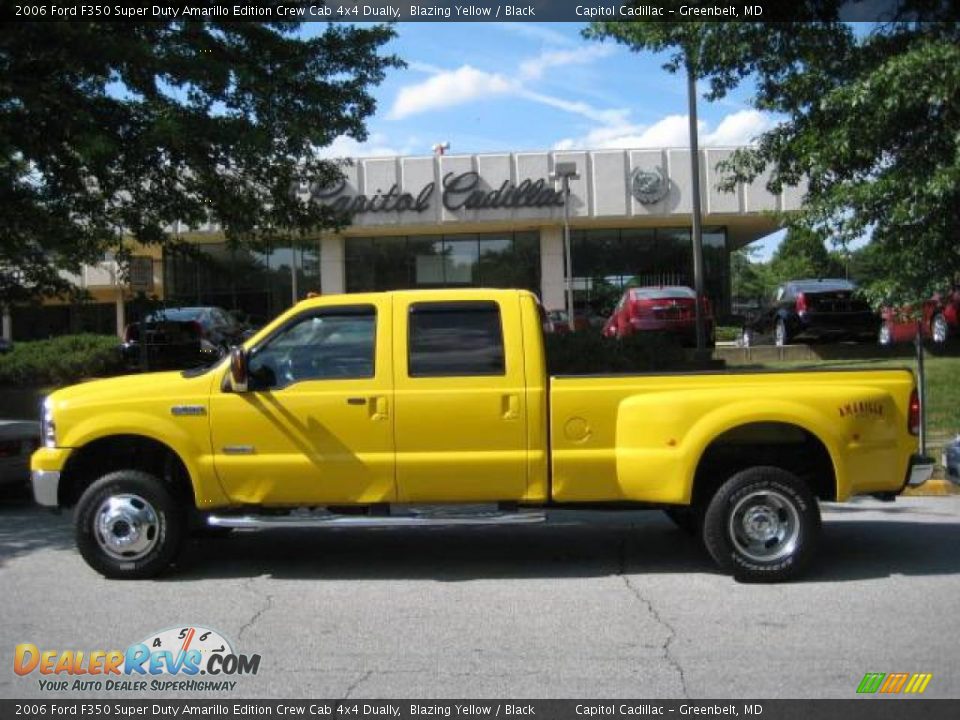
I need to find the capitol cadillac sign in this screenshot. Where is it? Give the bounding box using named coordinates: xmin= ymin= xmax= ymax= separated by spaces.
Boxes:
xmin=308 ymin=171 xmax=566 ymax=215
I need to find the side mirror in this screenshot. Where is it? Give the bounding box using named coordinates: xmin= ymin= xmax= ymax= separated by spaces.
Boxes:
xmin=229 ymin=346 xmax=249 ymax=393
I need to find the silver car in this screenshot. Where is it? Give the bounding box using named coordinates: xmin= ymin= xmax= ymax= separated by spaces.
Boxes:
xmin=0 ymin=420 xmax=41 ymax=489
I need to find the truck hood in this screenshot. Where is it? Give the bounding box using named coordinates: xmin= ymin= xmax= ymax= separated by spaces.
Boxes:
xmin=48 ymin=371 xmax=193 ymax=408
xmin=45 ymin=366 xmax=223 ymax=449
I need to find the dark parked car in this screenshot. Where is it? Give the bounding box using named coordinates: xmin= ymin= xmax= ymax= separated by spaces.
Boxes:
xmin=879 ymin=286 xmax=960 ymax=346
xmin=121 ymin=306 xmax=247 ymax=368
xmin=741 ymin=279 xmax=878 ymax=347
xmin=602 ymin=286 xmax=715 ymax=347
xmin=0 ymin=420 xmax=40 ymax=491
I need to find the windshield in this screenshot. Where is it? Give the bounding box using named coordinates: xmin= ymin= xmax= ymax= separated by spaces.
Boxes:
xmin=631 ymin=287 xmax=696 ymax=300
xmin=146 ymin=308 xmax=206 ymax=322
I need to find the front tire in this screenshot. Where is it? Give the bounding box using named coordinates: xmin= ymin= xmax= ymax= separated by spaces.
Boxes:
xmin=75 ymin=470 xmax=185 ymax=579
xmin=703 ymin=467 xmax=820 ymax=582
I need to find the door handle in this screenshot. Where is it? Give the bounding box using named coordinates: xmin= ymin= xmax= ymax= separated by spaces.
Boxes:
xmin=501 ymin=394 xmax=520 ymax=420
xmin=370 ymin=396 xmax=388 ymax=421
xmin=346 ymin=397 xmax=366 ymax=405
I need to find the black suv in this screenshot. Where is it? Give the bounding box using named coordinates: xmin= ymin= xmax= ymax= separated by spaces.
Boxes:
xmin=742 ymin=279 xmax=879 ymax=347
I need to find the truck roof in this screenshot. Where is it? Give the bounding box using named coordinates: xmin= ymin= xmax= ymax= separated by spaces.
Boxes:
xmin=294 ymin=287 xmax=538 ymax=309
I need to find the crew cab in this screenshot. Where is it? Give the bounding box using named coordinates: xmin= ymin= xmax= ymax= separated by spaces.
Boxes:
xmin=31 ymin=289 xmax=932 ymax=582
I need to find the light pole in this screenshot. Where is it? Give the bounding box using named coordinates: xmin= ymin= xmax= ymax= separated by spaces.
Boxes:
xmin=550 ymin=161 xmax=579 ymax=331
xmin=687 ymin=65 xmax=707 ymax=354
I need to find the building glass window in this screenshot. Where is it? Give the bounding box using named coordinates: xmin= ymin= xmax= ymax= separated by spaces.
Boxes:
xmin=163 ymin=237 xmax=321 ymax=326
xmin=345 ymin=232 xmax=541 ymax=295
xmin=571 ymin=227 xmax=728 ymax=316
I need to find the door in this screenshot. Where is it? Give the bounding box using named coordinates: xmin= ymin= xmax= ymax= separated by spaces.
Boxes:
xmin=209 ymin=298 xmax=394 ymax=505
xmin=392 ymin=293 xmax=528 ymax=502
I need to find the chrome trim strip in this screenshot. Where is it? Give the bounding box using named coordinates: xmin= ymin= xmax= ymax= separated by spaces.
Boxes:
xmin=208 ymin=510 xmax=546 ymax=530
xmin=31 ymin=470 xmax=60 ymax=507
xmin=171 ymin=405 xmax=207 ymax=416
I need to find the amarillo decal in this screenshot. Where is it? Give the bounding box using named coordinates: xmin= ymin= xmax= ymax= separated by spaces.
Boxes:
xmin=838 ymin=400 xmax=885 ymax=419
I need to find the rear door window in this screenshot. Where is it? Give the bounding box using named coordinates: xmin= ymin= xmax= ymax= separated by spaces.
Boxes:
xmin=408 ymin=301 xmax=505 ymax=377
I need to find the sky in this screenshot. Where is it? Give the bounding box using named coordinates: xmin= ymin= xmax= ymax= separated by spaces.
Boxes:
xmin=302 ymin=21 xmax=788 ymax=259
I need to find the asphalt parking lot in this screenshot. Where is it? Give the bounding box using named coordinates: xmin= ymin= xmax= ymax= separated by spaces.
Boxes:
xmin=2 ymin=488 xmax=959 ymax=700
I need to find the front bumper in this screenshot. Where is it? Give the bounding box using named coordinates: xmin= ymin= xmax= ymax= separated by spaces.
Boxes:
xmin=31 ymin=469 xmax=60 ymax=507
xmin=905 ymin=454 xmax=936 ymax=488
xmin=30 ymin=446 xmax=71 ymax=507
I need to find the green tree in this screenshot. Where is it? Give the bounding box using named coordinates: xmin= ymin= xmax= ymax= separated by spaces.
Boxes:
xmin=730 ymin=245 xmax=771 ymax=307
xmin=586 ymin=14 xmax=960 ymax=307
xmin=704 ymin=21 xmax=959 ymax=307
xmin=768 ymin=225 xmax=844 ymax=285
xmin=0 ymin=22 xmax=402 ymax=304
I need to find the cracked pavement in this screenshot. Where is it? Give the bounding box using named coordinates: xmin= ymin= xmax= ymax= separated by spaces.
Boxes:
xmin=2 ymin=492 xmax=960 ymax=699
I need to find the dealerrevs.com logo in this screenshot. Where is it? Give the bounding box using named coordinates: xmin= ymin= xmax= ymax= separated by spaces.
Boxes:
xmin=14 ymin=626 xmax=260 ymax=693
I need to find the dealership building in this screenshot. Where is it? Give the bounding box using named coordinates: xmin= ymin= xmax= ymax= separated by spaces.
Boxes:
xmin=4 ymin=147 xmax=802 ymax=340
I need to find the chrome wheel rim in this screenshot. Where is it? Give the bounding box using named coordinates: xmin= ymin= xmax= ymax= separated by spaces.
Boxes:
xmin=94 ymin=494 xmax=160 ymax=561
xmin=728 ymin=489 xmax=800 ymax=562
xmin=932 ymin=315 xmax=947 ymax=344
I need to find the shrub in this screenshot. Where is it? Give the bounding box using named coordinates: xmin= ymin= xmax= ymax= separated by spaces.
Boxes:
xmin=716 ymin=326 xmax=742 ymax=343
xmin=545 ymin=331 xmax=686 ymax=375
xmin=0 ymin=334 xmax=125 ymax=386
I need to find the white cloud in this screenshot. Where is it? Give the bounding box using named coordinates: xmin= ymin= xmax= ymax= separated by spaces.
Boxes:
xmin=553 ymin=110 xmax=776 ymax=150
xmin=497 ymin=23 xmax=575 ymax=47
xmin=388 ymin=65 xmax=518 ymax=120
xmin=390 ymin=46 xmax=617 ymax=122
xmin=315 ymin=132 xmax=418 ymax=159
xmin=519 ymin=45 xmax=615 ymax=81
xmin=702 ymin=109 xmax=775 ymax=146
xmin=519 ymin=90 xmax=629 ymax=126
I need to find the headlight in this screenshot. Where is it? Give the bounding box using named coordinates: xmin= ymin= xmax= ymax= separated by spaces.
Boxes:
xmin=41 ymin=397 xmax=56 ymax=448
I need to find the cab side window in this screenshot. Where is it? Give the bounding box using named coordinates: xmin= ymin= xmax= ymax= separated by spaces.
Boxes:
xmin=408 ymin=301 xmax=505 ymax=377
xmin=247 ymin=306 xmax=376 ymax=389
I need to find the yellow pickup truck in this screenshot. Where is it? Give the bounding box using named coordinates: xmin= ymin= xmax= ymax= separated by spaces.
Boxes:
xmin=31 ymin=289 xmax=932 ymax=582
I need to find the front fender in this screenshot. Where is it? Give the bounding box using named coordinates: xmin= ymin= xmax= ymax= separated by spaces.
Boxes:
xmin=60 ymin=411 xmax=228 ymax=507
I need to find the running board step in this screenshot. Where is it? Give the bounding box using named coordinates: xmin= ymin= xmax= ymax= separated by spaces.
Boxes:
xmin=208 ymin=510 xmax=546 ymax=530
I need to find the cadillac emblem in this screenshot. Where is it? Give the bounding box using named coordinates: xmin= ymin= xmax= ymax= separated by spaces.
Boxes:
xmin=631 ymin=166 xmax=669 ymax=204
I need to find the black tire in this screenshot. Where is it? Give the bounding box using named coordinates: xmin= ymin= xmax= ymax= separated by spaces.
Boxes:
xmin=663 ymin=507 xmax=701 ymax=536
xmin=702 ymin=466 xmax=820 ymax=583
xmin=75 ymin=470 xmax=185 ymax=579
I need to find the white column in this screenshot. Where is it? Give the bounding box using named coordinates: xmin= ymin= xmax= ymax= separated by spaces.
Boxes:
xmin=320 ymin=235 xmax=345 ymax=295
xmin=115 ymin=288 xmax=126 ymax=338
xmin=539 ymin=226 xmax=566 ymax=311
xmin=1 ymin=306 xmax=11 ymax=341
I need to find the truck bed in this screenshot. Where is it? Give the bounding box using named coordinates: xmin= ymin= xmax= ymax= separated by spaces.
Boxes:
xmin=548 ymin=367 xmax=917 ymax=504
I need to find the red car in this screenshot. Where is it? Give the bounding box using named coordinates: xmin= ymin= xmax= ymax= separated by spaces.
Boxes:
xmin=602 ymin=286 xmax=715 ymax=346
xmin=879 ymin=287 xmax=960 ymax=346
